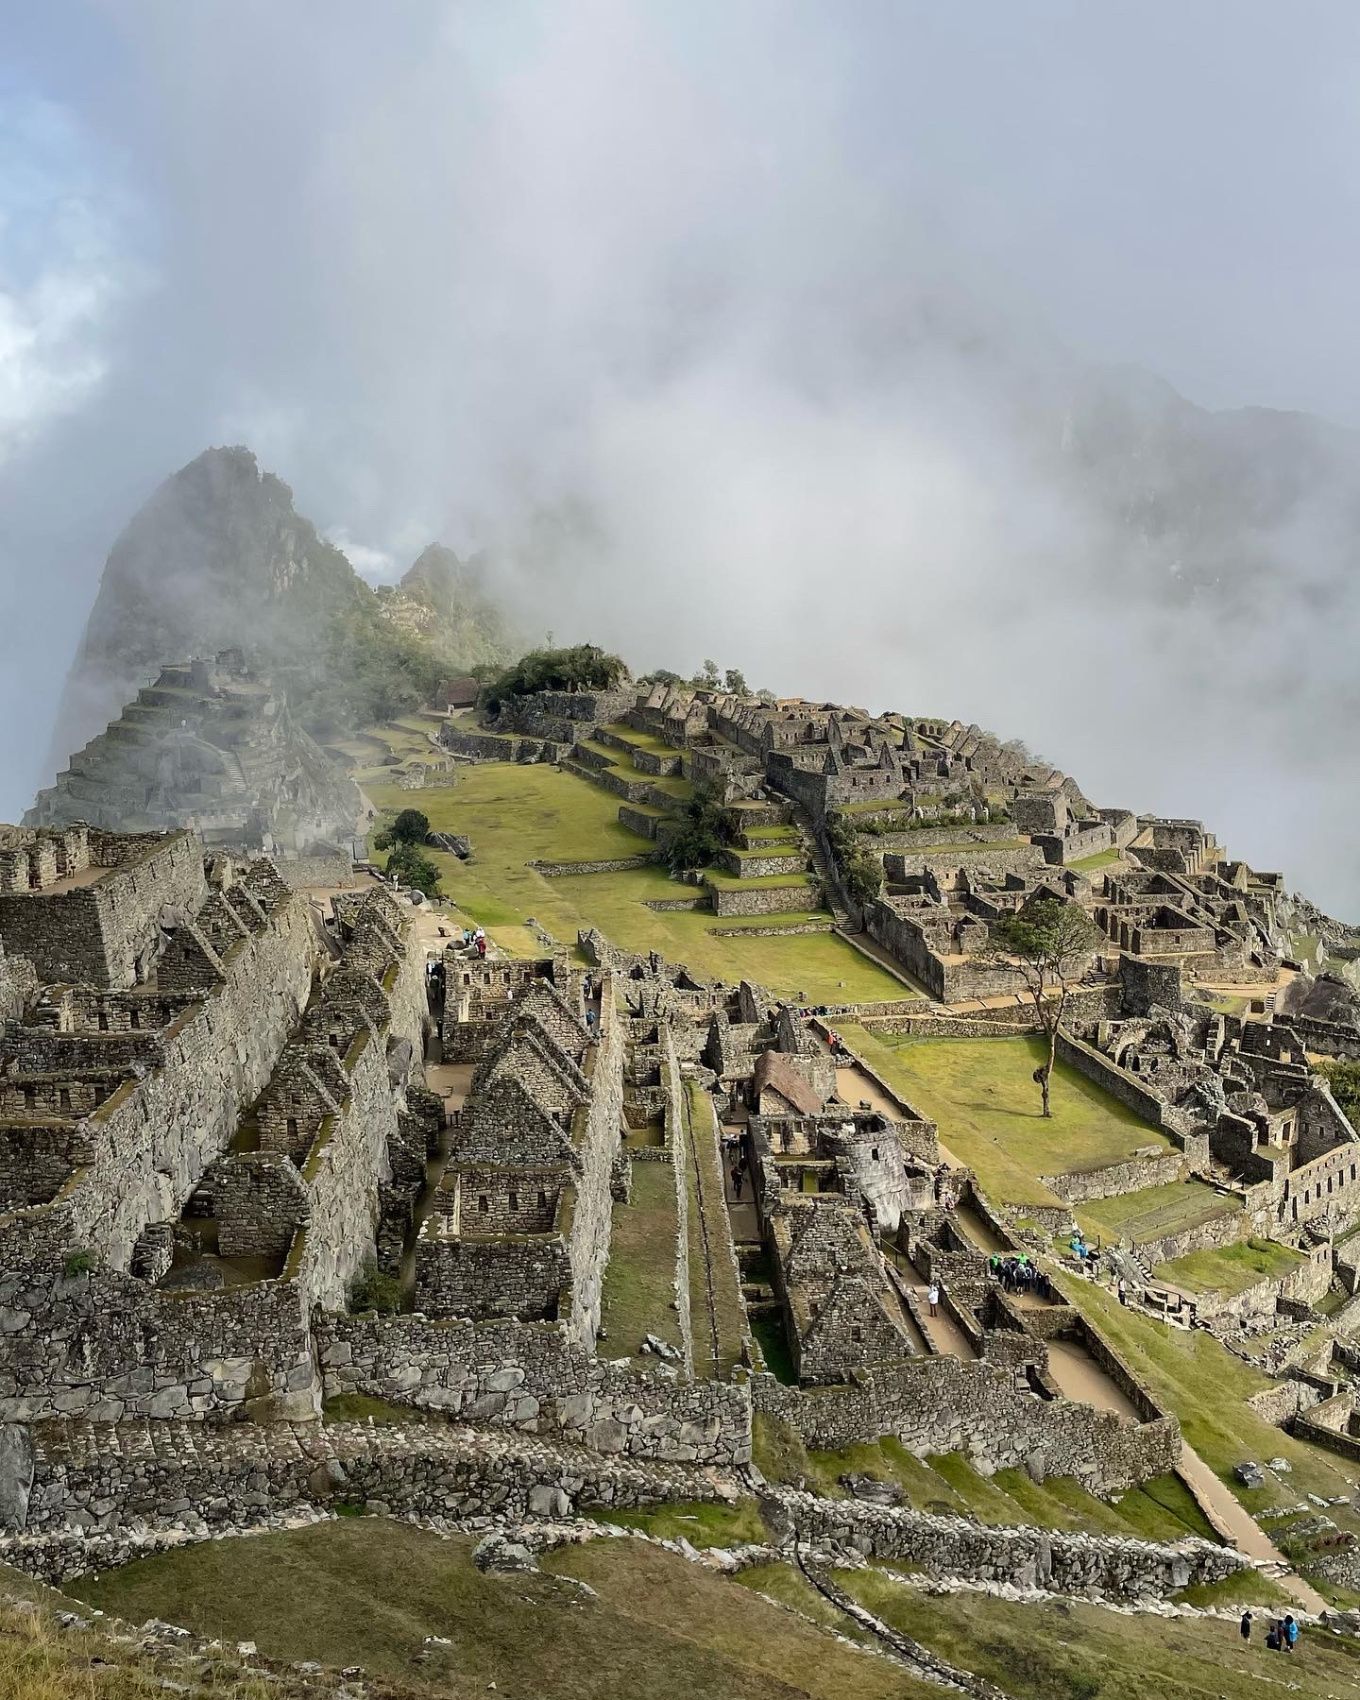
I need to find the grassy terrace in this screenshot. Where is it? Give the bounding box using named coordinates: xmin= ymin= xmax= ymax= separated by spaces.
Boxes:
xmin=1078 ymin=1179 xmax=1240 ymax=1248
xmin=599 ymin=1157 xmax=682 ymax=1364
xmin=366 ymin=764 xmax=906 ymax=1002
xmin=752 ymin=1415 xmax=1218 ymax=1545
xmin=684 ymin=1080 xmax=747 ymax=1378
xmin=703 ymin=869 xmax=818 ymax=890
xmin=839 ymin=1030 xmax=1176 ymax=1209
xmin=1070 ymin=846 xmax=1125 ymax=873
xmin=1155 ymin=1236 xmax=1303 ymax=1295
xmin=70 ymin=1519 xmax=928 ymax=1700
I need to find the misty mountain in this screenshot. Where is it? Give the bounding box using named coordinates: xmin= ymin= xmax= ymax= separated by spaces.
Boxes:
xmin=1049 ymin=366 xmax=1360 ymax=609
xmin=52 ymin=448 xmax=513 ymax=762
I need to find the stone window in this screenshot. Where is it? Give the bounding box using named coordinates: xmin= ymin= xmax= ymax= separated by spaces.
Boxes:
xmin=478 ymin=1195 xmax=489 ymax=1213
xmin=59 ymin=1088 xmax=71 ymax=1111
xmin=509 ymin=1191 xmax=519 ymax=1213
xmin=538 ymin=1190 xmax=548 ymax=1210
xmin=871 ymin=1147 xmax=880 ymax=1162
xmin=97 ymin=1011 xmax=108 ymax=1032
xmin=286 ymin=1118 xmax=298 ymax=1142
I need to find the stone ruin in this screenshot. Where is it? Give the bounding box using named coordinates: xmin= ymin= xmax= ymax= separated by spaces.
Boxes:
xmin=27 ymin=652 xmax=361 ymax=874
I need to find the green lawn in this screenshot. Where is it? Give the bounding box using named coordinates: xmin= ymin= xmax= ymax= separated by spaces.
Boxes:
xmin=1156 ymin=1237 xmax=1304 ymax=1296
xmin=367 ymin=764 xmax=906 ymax=1002
xmin=840 ymin=1031 xmax=1174 ymax=1210
xmin=1069 ymin=846 xmax=1125 ymax=873
xmin=71 ymin=1519 xmax=924 ymax=1700
xmin=839 ymin=1569 xmax=1360 ymax=1700
xmin=684 ymin=1081 xmax=747 ymax=1378
xmin=1078 ymin=1179 xmax=1241 ymax=1248
xmin=600 ymin=1158 xmax=682 ymax=1364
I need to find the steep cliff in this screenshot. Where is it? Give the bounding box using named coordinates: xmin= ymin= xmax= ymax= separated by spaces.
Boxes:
xmin=53 ymin=447 xmax=512 ymax=763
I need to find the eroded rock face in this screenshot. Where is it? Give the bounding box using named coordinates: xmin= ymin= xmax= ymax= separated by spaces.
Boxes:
xmin=0 ymin=1425 xmax=33 ymax=1530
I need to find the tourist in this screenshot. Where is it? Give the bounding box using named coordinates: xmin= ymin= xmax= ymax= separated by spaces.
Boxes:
xmin=1239 ymin=1609 xmax=1251 ymax=1642
xmin=1117 ymin=1277 xmax=1127 ymax=1306
xmin=586 ymin=1007 xmax=597 ymax=1035
xmin=732 ymin=1164 xmax=744 ymax=1200
xmin=1285 ymin=1615 xmax=1298 ymax=1653
xmin=1266 ymin=1623 xmax=1280 ymax=1652
xmin=928 ymin=1281 xmax=940 ymax=1317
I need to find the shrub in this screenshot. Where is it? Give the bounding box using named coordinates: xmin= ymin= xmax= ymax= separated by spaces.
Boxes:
xmin=350 ymin=1259 xmax=402 ymax=1314
xmin=482 ymin=644 xmax=627 ymax=711
xmin=664 ymin=783 xmax=740 ymax=873
xmin=62 ymin=1248 xmax=95 ymax=1278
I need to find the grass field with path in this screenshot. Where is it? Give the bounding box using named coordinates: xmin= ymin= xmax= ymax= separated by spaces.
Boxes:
xmin=70 ymin=1518 xmax=929 ymax=1700
xmin=366 ymin=763 xmax=907 ymax=1003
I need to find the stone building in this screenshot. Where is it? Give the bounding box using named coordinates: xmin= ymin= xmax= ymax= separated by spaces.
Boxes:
xmin=418 ymin=972 xmax=624 ymax=1351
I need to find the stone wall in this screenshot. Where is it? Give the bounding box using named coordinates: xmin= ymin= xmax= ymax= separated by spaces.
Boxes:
xmin=566 ymin=984 xmax=626 ymax=1349
xmin=273 ymin=850 xmax=354 ymax=891
xmin=777 ymin=1490 xmax=1244 ymax=1601
xmin=0 ymin=881 xmax=314 ymax=1277
xmin=289 ymin=1024 xmax=396 ymax=1311
xmin=1054 ymin=1032 xmax=1175 ymax=1133
xmin=0 ymin=1416 xmax=729 ymax=1568
xmin=752 ymin=1354 xmax=1179 ymax=1493
xmin=1042 ymin=1152 xmax=1186 ymax=1204
xmin=319 ymin=1311 xmax=749 ymax=1466
xmin=0 ymin=1267 xmax=313 ymax=1424
xmin=0 ymin=831 xmax=206 ymax=990
xmin=709 ymin=881 xmax=820 ymax=917
xmin=883 ymin=847 xmax=1046 ymax=881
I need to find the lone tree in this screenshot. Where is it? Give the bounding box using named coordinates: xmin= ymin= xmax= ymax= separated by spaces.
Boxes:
xmin=373 ymin=807 xmax=430 ymax=851
xmin=987 ymin=898 xmax=1101 ymax=1118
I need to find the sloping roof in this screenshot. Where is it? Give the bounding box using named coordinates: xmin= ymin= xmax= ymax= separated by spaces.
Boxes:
xmin=754 ymin=1049 xmax=827 ymax=1117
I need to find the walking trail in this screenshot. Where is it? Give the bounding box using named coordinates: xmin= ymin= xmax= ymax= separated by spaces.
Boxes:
xmin=1176 ymin=1444 xmax=1327 ymax=1613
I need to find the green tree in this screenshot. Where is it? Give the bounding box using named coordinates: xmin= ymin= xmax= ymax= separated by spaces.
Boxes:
xmin=825 ymin=812 xmax=884 ymax=911
xmin=1318 ymin=1059 xmax=1360 ymax=1125
xmin=665 ymin=783 xmax=740 ymax=873
xmin=374 ymin=807 xmax=430 ymax=850
xmin=987 ymin=899 xmax=1101 ymax=1117
xmin=723 ymin=667 xmax=748 ymax=695
xmin=697 ymin=659 xmax=721 ymax=688
xmin=385 ymin=842 xmax=442 ymax=897
xmin=481 ymin=644 xmax=627 ymax=711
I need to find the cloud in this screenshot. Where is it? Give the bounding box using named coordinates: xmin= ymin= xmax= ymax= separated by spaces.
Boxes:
xmin=2 ymin=2 xmax=1359 ymax=915
xmin=0 ymin=94 xmax=131 ymax=464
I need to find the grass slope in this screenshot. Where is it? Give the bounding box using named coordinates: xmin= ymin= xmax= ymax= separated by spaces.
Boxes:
xmin=842 ymin=1032 xmax=1173 ymax=1209
xmin=71 ymin=1519 xmax=932 ymax=1700
xmin=599 ymin=1157 xmax=682 ymax=1364
xmin=367 ymin=763 xmax=905 ymax=1002
xmin=840 ymin=1569 xmax=1360 ymax=1700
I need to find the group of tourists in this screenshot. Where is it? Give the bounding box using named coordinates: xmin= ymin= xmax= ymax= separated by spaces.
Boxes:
xmin=1242 ymin=1610 xmax=1301 ymax=1654
xmin=989 ymin=1254 xmax=1053 ymax=1300
xmin=458 ymin=924 xmax=487 ymax=959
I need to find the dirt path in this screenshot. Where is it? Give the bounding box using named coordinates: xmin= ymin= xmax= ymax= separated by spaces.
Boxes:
xmin=1176 ymin=1444 xmax=1328 ymax=1613
xmin=953 ymin=1199 xmax=1009 ymax=1256
xmin=1045 ymin=1337 xmax=1142 ymax=1421
xmin=888 ymin=1260 xmax=978 ymax=1360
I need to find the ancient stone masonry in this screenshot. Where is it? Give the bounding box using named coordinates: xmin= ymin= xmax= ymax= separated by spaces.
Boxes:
xmin=27 ymin=652 xmax=361 ymax=862
xmin=0 ymin=1417 xmax=732 ymax=1579
xmin=418 ymin=968 xmax=623 ymax=1350
xmin=0 ymin=826 xmax=205 ymax=990
xmin=0 ymin=823 xmax=431 ymax=1424
xmin=775 ymin=1490 xmax=1246 ymax=1601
